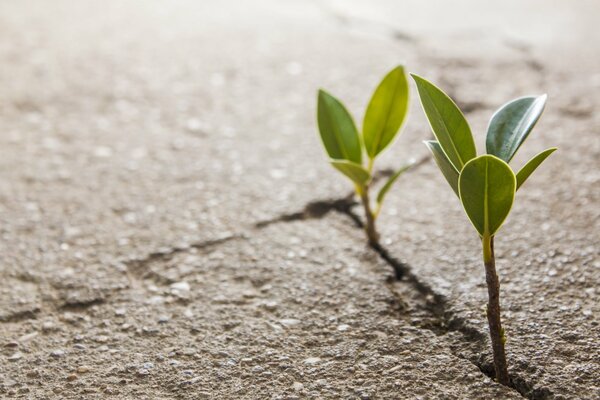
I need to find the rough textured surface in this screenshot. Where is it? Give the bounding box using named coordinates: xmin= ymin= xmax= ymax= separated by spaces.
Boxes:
xmin=0 ymin=0 xmax=598 ymax=399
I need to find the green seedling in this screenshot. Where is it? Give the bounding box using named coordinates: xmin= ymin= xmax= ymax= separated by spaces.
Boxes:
xmin=412 ymin=74 xmax=556 ymax=385
xmin=317 ymin=66 xmax=412 ymax=245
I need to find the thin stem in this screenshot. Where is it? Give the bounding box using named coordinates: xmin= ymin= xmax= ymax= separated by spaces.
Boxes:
xmin=357 ymin=184 xmax=379 ymax=245
xmin=482 ymin=235 xmax=510 ymax=385
xmin=367 ymin=157 xmax=375 ymax=175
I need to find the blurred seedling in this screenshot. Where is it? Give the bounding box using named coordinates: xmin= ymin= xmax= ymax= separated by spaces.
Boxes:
xmin=412 ymin=73 xmax=556 ymax=385
xmin=317 ymin=66 xmax=413 ymax=245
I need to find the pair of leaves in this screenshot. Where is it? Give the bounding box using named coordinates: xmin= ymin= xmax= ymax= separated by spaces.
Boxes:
xmin=318 ymin=66 xmax=409 ymax=200
xmin=413 ymin=75 xmax=556 ymax=237
xmin=425 ymin=141 xmax=516 ymax=236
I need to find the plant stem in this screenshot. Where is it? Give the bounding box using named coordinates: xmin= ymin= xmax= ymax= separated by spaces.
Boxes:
xmin=482 ymin=235 xmax=510 ymax=385
xmin=358 ymin=185 xmax=379 ymax=245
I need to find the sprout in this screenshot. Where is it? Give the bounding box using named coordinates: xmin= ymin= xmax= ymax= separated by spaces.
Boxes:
xmin=317 ymin=66 xmax=412 ymax=245
xmin=412 ymin=73 xmax=556 ymax=385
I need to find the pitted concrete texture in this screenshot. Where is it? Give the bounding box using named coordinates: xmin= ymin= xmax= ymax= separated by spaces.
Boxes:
xmin=0 ymin=0 xmax=598 ymax=399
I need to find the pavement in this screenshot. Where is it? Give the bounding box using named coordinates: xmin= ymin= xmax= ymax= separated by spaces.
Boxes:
xmin=0 ymin=0 xmax=598 ymax=399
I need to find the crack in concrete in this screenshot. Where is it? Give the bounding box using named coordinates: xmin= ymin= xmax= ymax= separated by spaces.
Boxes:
xmin=124 ymin=234 xmax=245 ymax=287
xmin=0 ymin=308 xmax=41 ymax=323
xmin=256 ymin=192 xmax=555 ymax=399
xmin=320 ymin=1 xmax=418 ymax=45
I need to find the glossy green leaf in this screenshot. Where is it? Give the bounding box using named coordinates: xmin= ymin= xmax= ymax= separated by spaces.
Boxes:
xmin=486 ymin=95 xmax=547 ymax=162
xmin=363 ymin=66 xmax=409 ymax=158
xmin=376 ymin=163 xmax=412 ymax=205
xmin=516 ymin=147 xmax=557 ymax=190
xmin=317 ymin=89 xmax=362 ymax=164
xmin=458 ymin=155 xmax=516 ymax=237
xmin=411 ymin=74 xmax=476 ymax=170
xmin=330 ymin=159 xmax=370 ymax=186
xmin=424 ymin=140 xmax=459 ymax=197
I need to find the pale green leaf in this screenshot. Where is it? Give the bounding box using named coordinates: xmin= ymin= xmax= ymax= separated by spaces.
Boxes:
xmin=516 ymin=147 xmax=557 ymax=190
xmin=411 ymin=74 xmax=476 ymax=170
xmin=330 ymin=159 xmax=370 ymax=186
xmin=458 ymin=155 xmax=516 ymax=237
xmin=376 ymin=163 xmax=412 ymax=205
xmin=317 ymin=89 xmax=362 ymax=164
xmin=486 ymin=95 xmax=547 ymax=162
xmin=425 ymin=140 xmax=459 ymax=197
xmin=363 ymin=66 xmax=409 ymax=158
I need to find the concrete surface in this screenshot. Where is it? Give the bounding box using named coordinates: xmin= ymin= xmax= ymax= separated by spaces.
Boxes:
xmin=0 ymin=0 xmax=598 ymax=399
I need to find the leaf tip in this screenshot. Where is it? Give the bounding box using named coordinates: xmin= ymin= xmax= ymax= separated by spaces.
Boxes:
xmin=409 ymin=72 xmax=424 ymax=82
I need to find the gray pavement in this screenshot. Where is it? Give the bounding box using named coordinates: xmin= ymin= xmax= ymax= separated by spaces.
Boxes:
xmin=0 ymin=0 xmax=598 ymax=399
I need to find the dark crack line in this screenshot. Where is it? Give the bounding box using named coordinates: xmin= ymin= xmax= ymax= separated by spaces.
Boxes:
xmin=321 ymin=2 xmax=418 ymax=45
xmin=59 ymin=297 xmax=105 ymax=311
xmin=257 ymin=186 xmax=554 ymax=399
xmin=125 ymin=234 xmax=245 ymax=284
xmin=0 ymin=308 xmax=41 ymax=323
xmin=255 ymin=154 xmax=430 ymax=229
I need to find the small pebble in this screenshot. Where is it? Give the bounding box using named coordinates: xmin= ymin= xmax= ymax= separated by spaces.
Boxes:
xmin=263 ymin=301 xmax=278 ymax=312
xmin=50 ymin=350 xmax=65 ymax=358
xmin=8 ymin=353 xmax=22 ymax=361
xmin=280 ymin=319 xmax=300 ymax=327
xmin=67 ymin=374 xmax=77 ymax=381
xmin=170 ymin=281 xmax=190 ymax=292
xmin=303 ymin=357 xmax=321 ymax=365
xmin=77 ymin=366 xmax=91 ymax=373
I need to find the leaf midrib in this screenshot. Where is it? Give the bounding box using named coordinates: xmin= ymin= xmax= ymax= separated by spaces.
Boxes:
xmin=484 ymin=157 xmax=489 ymax=236
xmin=370 ymin=73 xmax=401 ymax=157
xmin=327 ymin=97 xmax=351 ymax=161
xmin=507 ymin=99 xmax=538 ymax=160
xmin=423 ymin=85 xmax=465 ymax=168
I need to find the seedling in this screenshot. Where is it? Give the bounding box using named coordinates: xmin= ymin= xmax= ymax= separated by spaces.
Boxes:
xmin=317 ymin=66 xmax=412 ymax=245
xmin=412 ymin=74 xmax=556 ymax=385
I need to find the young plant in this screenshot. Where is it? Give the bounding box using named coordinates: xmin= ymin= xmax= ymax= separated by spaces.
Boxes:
xmin=317 ymin=66 xmax=412 ymax=245
xmin=411 ymin=74 xmax=556 ymax=385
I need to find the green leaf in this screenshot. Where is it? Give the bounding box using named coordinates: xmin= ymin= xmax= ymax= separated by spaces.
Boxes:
xmin=516 ymin=147 xmax=557 ymax=190
xmin=411 ymin=74 xmax=476 ymax=170
xmin=376 ymin=163 xmax=412 ymax=205
xmin=330 ymin=159 xmax=370 ymax=186
xmin=424 ymin=140 xmax=459 ymax=197
xmin=458 ymin=155 xmax=516 ymax=237
xmin=486 ymin=95 xmax=547 ymax=162
xmin=317 ymin=89 xmax=362 ymax=164
xmin=363 ymin=66 xmax=409 ymax=158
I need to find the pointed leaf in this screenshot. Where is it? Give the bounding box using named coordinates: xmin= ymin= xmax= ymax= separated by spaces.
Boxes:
xmin=516 ymin=147 xmax=557 ymax=190
xmin=486 ymin=95 xmax=547 ymax=162
xmin=376 ymin=163 xmax=412 ymax=205
xmin=330 ymin=160 xmax=370 ymax=186
xmin=458 ymin=155 xmax=516 ymax=237
xmin=411 ymin=74 xmax=476 ymax=170
xmin=363 ymin=66 xmax=409 ymax=158
xmin=425 ymin=140 xmax=460 ymax=197
xmin=317 ymin=90 xmax=362 ymax=164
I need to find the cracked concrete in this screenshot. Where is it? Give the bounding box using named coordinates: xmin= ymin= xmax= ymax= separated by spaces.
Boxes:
xmin=0 ymin=0 xmax=598 ymax=398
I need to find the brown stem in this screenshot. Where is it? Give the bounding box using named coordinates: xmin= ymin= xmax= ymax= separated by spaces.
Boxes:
xmin=359 ymin=187 xmax=379 ymax=246
xmin=483 ymin=235 xmax=510 ymax=385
